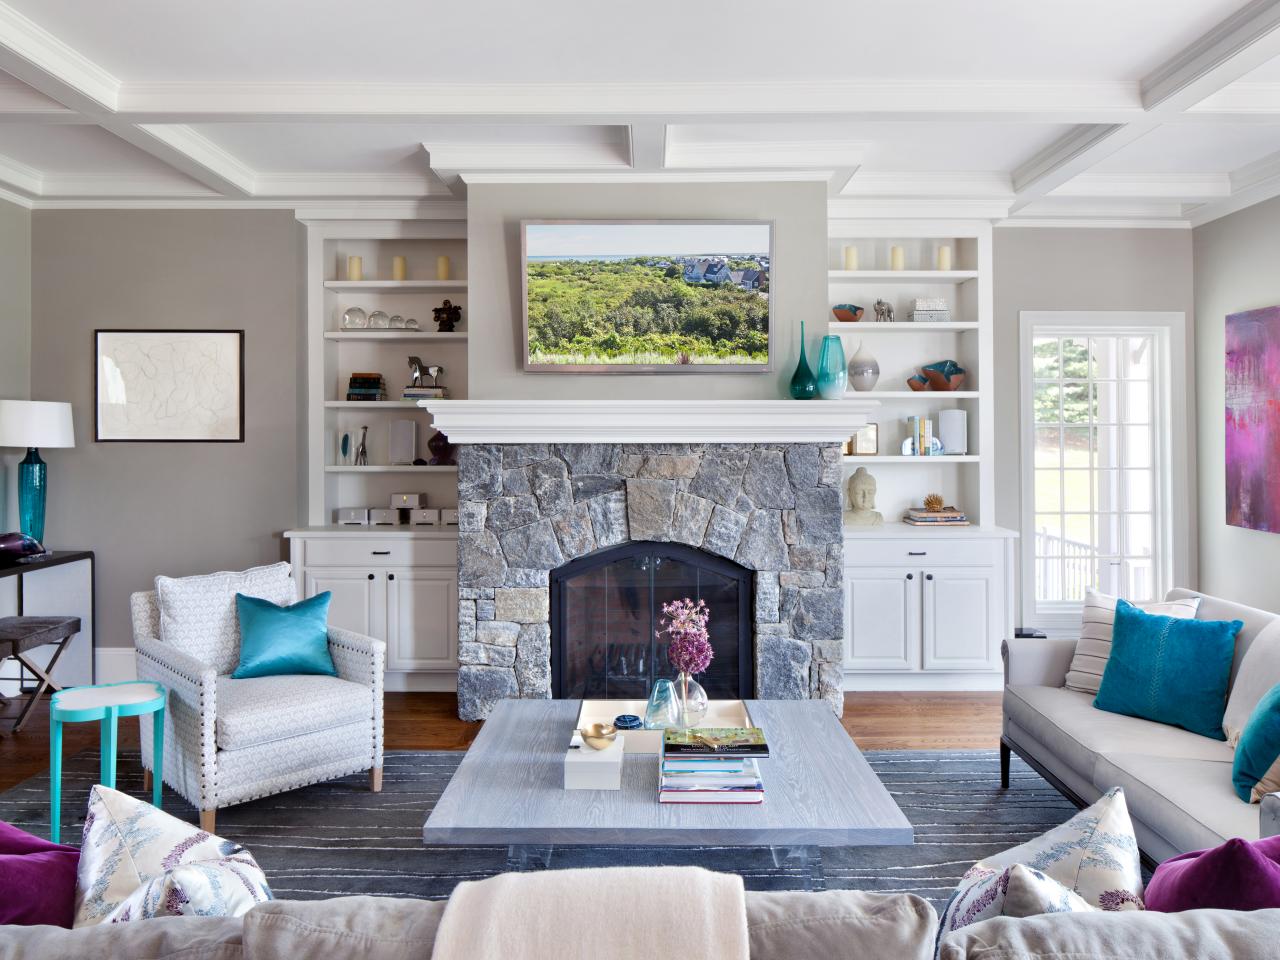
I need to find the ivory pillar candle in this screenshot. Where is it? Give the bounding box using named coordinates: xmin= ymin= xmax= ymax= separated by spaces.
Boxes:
xmin=890 ymin=246 xmax=905 ymax=271
xmin=936 ymin=245 xmax=953 ymax=272
xmin=347 ymin=256 xmax=363 ymax=281
xmin=392 ymin=256 xmax=407 ymax=281
xmin=436 ymin=255 xmax=450 ymax=281
xmin=842 ymin=245 xmax=858 ymax=271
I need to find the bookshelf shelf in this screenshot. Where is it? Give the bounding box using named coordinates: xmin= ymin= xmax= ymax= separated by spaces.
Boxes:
xmin=828 ymin=322 xmax=979 ymax=333
xmin=841 ymin=455 xmax=979 ymax=464
xmin=323 ymin=280 xmax=468 ymax=292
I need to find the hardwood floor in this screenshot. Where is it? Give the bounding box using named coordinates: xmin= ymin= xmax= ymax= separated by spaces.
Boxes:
xmin=0 ymin=691 xmax=1001 ymax=793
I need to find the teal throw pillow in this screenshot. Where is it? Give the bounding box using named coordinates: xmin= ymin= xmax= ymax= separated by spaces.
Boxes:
xmin=1093 ymin=599 xmax=1241 ymax=741
xmin=1234 ymin=684 xmax=1280 ymax=803
xmin=232 ymin=592 xmax=336 ymax=679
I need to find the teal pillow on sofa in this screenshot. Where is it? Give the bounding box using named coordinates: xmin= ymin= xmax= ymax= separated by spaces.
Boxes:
xmin=1094 ymin=599 xmax=1241 ymax=741
xmin=231 ymin=592 xmax=336 ymax=679
xmin=1234 ymin=683 xmax=1280 ymax=803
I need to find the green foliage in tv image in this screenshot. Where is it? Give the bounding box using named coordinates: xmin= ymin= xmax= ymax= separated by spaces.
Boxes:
xmin=526 ymin=259 xmax=770 ymax=366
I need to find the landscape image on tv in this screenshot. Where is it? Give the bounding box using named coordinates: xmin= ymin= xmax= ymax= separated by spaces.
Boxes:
xmin=523 ymin=221 xmax=771 ymax=370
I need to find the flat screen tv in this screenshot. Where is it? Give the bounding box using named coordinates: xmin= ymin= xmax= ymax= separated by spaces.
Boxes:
xmin=522 ymin=220 xmax=773 ymax=373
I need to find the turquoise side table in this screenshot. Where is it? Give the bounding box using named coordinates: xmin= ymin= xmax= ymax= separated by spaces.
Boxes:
xmin=49 ymin=680 xmax=166 ymax=843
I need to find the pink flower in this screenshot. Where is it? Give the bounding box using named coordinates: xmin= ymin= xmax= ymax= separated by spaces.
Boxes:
xmin=658 ymin=597 xmax=713 ymax=675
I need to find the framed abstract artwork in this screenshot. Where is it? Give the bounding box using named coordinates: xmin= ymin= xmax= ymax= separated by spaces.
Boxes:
xmin=1225 ymin=306 xmax=1280 ymax=532
xmin=94 ymin=329 xmax=245 ymax=442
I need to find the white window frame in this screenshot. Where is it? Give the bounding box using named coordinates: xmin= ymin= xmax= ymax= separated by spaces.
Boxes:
xmin=1018 ymin=311 xmax=1188 ymax=635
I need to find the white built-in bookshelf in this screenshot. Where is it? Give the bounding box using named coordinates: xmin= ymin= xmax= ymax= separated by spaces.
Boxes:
xmin=302 ymin=220 xmax=468 ymax=528
xmin=826 ymin=220 xmax=995 ymax=530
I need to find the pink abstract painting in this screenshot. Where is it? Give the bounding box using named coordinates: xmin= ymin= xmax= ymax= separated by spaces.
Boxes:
xmin=1226 ymin=305 xmax=1280 ymax=532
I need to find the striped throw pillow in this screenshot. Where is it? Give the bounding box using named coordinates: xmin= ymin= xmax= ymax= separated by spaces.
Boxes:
xmin=1063 ymin=588 xmax=1201 ymax=694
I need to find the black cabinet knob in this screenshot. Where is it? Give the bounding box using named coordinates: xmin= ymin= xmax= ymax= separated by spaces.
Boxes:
xmin=926 ymin=573 xmax=934 ymax=581
xmin=906 ymin=573 xmax=914 ymax=580
xmin=388 ymin=573 xmax=396 ymax=581
xmin=367 ymin=573 xmax=374 ymax=581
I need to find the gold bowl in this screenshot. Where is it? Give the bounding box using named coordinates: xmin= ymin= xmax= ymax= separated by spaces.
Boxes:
xmin=579 ymin=722 xmax=618 ymax=750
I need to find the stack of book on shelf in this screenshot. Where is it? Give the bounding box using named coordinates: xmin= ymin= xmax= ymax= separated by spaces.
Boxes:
xmin=903 ymin=505 xmax=970 ymax=527
xmin=403 ymin=383 xmax=446 ymax=400
xmin=346 ymin=372 xmax=387 ymax=401
xmin=905 ymin=415 xmax=935 ymax=456
xmin=658 ymin=727 xmax=769 ymax=805
xmin=909 ymin=297 xmax=951 ymax=323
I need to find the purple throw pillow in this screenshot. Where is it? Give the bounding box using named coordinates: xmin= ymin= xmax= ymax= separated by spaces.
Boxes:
xmin=0 ymin=819 xmax=80 ymax=927
xmin=1146 ymin=835 xmax=1280 ymax=912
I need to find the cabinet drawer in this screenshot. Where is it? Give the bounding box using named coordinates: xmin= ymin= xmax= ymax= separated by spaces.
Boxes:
xmin=302 ymin=537 xmax=457 ymax=568
xmin=844 ymin=538 xmax=997 ymax=568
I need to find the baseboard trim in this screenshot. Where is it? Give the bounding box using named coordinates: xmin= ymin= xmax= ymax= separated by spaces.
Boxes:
xmin=384 ymin=671 xmax=458 ymax=692
xmin=96 ymin=648 xmax=137 ymax=684
xmin=843 ymin=672 xmax=1003 ymax=692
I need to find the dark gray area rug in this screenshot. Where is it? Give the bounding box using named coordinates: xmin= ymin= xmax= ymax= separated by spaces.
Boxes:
xmin=0 ymin=749 xmax=1077 ymax=908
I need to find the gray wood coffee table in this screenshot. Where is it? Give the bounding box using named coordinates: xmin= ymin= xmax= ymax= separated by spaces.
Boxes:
xmin=423 ymin=699 xmax=912 ymax=884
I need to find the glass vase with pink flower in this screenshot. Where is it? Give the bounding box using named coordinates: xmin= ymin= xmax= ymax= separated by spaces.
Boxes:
xmin=658 ymin=597 xmax=713 ymax=728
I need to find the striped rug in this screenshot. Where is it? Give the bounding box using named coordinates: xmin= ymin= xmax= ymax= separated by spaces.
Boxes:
xmin=0 ymin=749 xmax=1077 ymax=908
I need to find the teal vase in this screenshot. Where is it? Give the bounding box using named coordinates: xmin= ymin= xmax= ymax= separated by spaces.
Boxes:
xmin=17 ymin=448 xmax=47 ymax=543
xmin=816 ymin=335 xmax=848 ymax=400
xmin=789 ymin=321 xmax=818 ymax=400
xmin=644 ymin=679 xmax=679 ymax=729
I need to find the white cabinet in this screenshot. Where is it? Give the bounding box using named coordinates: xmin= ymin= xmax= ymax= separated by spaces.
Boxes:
xmin=287 ymin=531 xmax=459 ymax=680
xmin=843 ymin=528 xmax=1015 ymax=687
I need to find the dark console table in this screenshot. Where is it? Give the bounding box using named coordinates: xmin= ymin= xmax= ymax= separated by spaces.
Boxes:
xmin=0 ymin=551 xmax=96 ymax=693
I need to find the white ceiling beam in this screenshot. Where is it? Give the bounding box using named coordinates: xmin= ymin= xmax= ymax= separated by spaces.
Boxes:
xmin=1185 ymin=81 xmax=1280 ymax=117
xmin=1009 ymin=123 xmax=1155 ymax=211
xmin=0 ymin=75 xmax=87 ymax=123
xmin=127 ymin=125 xmax=256 ymax=196
xmin=1050 ymin=173 xmax=1231 ymax=201
xmin=838 ymin=171 xmax=1012 ymax=199
xmin=627 ymin=124 xmax=666 ymax=171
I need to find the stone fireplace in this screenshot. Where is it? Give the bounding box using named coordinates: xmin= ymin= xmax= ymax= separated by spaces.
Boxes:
xmin=427 ymin=400 xmax=876 ymax=722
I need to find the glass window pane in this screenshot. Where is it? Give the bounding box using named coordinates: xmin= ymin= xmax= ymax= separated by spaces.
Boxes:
xmin=1034 ymin=383 xmax=1061 ymax=423
xmin=1091 ymin=336 xmax=1117 ymax=379
xmin=1125 ymin=514 xmax=1154 ymax=558
xmin=1062 ymin=426 xmax=1090 ymax=468
xmin=1094 ymin=513 xmax=1121 ymax=556
xmin=1062 ymin=338 xmax=1090 ymax=378
xmin=1034 ymin=470 xmax=1062 ymax=512
xmin=1035 ymin=426 xmax=1061 ymax=468
xmin=1127 ymin=558 xmax=1156 ymax=602
xmin=1124 ymin=381 xmax=1150 ymax=424
xmin=1093 ymin=425 xmax=1119 ymax=470
xmin=1062 ymin=470 xmax=1091 ymax=513
xmin=1122 ymin=425 xmax=1151 ymax=468
xmin=1062 ymin=382 xmax=1091 ymax=424
xmin=1096 ymin=557 xmax=1123 ymax=595
xmin=1123 ymin=337 xmax=1151 ymax=379
xmin=1094 ymin=469 xmax=1119 ymax=513
xmin=1036 ymin=559 xmax=1064 ymax=602
xmin=1035 ymin=513 xmax=1064 ymax=541
xmin=1092 ymin=380 xmax=1119 ymax=424
xmin=1123 ymin=470 xmax=1152 ymax=512
xmin=1064 ymin=513 xmax=1092 ymax=545
xmin=1032 ymin=338 xmax=1061 ymax=379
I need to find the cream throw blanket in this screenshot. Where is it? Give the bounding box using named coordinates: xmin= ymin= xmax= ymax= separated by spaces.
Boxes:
xmin=431 ymin=866 xmax=749 ymax=960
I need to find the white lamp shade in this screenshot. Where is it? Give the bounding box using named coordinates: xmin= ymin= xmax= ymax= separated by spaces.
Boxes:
xmin=0 ymin=400 xmax=75 ymax=448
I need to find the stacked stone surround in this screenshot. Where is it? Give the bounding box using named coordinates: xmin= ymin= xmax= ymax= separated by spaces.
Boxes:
xmin=455 ymin=442 xmax=846 ymax=722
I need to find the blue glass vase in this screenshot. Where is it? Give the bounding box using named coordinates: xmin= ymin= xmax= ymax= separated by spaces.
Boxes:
xmin=816 ymin=335 xmax=848 ymax=400
xmin=17 ymin=448 xmax=47 ymax=544
xmin=789 ymin=320 xmax=818 ymax=400
xmin=644 ymin=679 xmax=679 ymax=729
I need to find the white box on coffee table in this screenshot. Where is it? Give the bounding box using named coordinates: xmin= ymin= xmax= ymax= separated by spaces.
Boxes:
xmin=574 ymin=699 xmax=754 ymax=755
xmin=564 ymin=732 xmax=624 ymax=790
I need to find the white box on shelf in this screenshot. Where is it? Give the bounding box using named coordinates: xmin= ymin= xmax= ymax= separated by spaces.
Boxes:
xmin=440 ymin=508 xmax=459 ymax=527
xmin=337 ymin=508 xmax=369 ymax=526
xmin=369 ymin=508 xmax=402 ymax=526
xmin=410 ymin=508 xmax=441 ymax=526
xmin=564 ymin=733 xmax=625 ymax=790
xmin=391 ymin=492 xmax=428 ymax=509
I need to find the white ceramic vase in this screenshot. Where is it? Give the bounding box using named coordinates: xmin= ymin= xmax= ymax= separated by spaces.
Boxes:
xmin=847 ymin=341 xmax=880 ymax=392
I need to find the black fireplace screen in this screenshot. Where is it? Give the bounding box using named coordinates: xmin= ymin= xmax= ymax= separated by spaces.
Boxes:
xmin=550 ymin=541 xmax=753 ymax=700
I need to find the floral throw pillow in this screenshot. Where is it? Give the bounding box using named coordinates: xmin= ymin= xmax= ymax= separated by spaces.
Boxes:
xmin=938 ymin=787 xmax=1144 ymax=939
xmin=74 ymin=785 xmax=271 ymax=927
xmin=945 ymin=863 xmax=1095 ymax=931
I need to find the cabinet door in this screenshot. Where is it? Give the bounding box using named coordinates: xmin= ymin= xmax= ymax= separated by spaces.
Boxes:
xmin=844 ymin=568 xmax=920 ymax=671
xmin=385 ymin=567 xmax=458 ymax=671
xmin=305 ymin=568 xmax=385 ymax=641
xmin=922 ymin=568 xmax=999 ymax=671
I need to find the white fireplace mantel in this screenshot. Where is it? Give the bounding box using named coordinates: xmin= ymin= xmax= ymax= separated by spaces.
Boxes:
xmin=420 ymin=399 xmax=878 ymax=444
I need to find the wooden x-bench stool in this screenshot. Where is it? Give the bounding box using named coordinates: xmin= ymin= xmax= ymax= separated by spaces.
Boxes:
xmin=0 ymin=616 xmax=81 ymax=734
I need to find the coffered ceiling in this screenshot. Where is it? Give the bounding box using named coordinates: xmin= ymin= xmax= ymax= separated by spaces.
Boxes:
xmin=2 ymin=0 xmax=1280 ymax=225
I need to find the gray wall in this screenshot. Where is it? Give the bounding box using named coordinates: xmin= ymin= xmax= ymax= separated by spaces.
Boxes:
xmin=992 ymin=227 xmax=1197 ymax=620
xmin=1193 ymin=196 xmax=1280 ymax=610
xmin=466 ymin=181 xmax=828 ymax=399
xmin=0 ymin=197 xmax=31 ymax=528
xmin=30 ymin=210 xmax=300 ymax=648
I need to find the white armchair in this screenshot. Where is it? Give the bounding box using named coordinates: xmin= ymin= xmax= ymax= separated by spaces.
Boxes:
xmin=131 ymin=582 xmax=384 ymax=833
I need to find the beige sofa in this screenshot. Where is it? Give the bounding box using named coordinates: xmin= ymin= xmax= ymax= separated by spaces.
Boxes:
xmin=1002 ymin=588 xmax=1280 ymax=864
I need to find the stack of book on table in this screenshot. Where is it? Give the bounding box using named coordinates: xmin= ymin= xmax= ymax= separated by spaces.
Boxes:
xmin=346 ymin=372 xmax=387 ymax=401
xmin=658 ymin=727 xmax=769 ymax=804
xmin=903 ymin=506 xmax=969 ymax=527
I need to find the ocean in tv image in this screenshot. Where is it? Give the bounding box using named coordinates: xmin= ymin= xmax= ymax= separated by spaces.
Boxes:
xmin=524 ymin=222 xmax=771 ymax=369
xmin=1225 ymin=304 xmax=1280 ymax=533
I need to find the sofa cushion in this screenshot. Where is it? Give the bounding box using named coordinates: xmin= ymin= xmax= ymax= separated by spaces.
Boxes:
xmin=938 ymin=908 xmax=1280 ymax=960
xmin=1168 ymin=587 xmax=1279 ymax=686
xmin=1065 ymin=588 xmax=1200 ymax=694
xmin=1234 ymin=682 xmax=1280 ymax=802
xmin=75 ymin=785 xmax=271 ymax=927
xmin=0 ymin=915 xmax=244 ymax=960
xmin=157 ymin=563 xmax=295 ymax=675
xmin=0 ymin=819 xmax=79 ymax=927
xmin=744 ymin=889 xmax=937 ymax=960
xmin=1093 ymin=600 xmax=1240 ymax=740
xmin=1224 ymin=620 xmax=1280 ymax=745
xmin=1147 ymin=836 xmax=1280 ymax=912
xmin=943 ymin=863 xmax=1094 ymax=936
xmin=1004 ymin=685 xmax=1234 ymax=779
xmin=244 ymin=897 xmax=445 ymax=960
xmin=1092 ymin=753 xmax=1260 ymax=852
xmin=231 ymin=592 xmax=336 ymax=680
xmin=215 ymin=674 xmax=372 ymax=751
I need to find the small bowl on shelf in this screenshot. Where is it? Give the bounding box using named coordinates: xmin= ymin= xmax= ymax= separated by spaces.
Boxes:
xmin=832 ymin=304 xmax=864 ymax=323
xmin=907 ymin=360 xmax=967 ymax=392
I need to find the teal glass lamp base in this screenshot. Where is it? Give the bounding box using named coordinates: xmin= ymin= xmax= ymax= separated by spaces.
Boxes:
xmin=18 ymin=447 xmax=47 ymax=544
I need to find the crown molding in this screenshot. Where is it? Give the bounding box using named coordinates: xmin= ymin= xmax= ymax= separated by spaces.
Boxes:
xmin=0 ymin=1 xmax=119 ymax=111
xmin=826 ymin=196 xmax=1011 ymax=220
xmin=0 ymin=151 xmax=42 ymax=197
xmin=27 ymin=197 xmax=467 ymax=218
xmin=995 ymin=218 xmax=1191 ymax=229
xmin=1050 ymin=172 xmax=1231 ymax=199
xmin=1187 ymin=80 xmax=1280 ymax=115
xmin=666 ymin=139 xmax=867 ymax=169
xmin=254 ymin=172 xmax=446 ymax=198
xmin=838 ymin=171 xmax=1012 ymax=198
xmin=462 ymin=169 xmax=832 ymax=185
